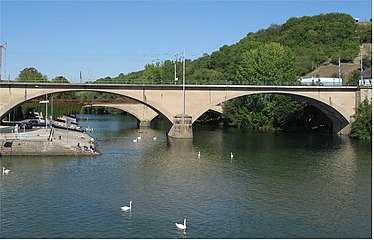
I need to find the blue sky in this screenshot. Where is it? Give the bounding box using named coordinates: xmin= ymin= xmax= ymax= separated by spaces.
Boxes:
xmin=0 ymin=0 xmax=372 ymax=82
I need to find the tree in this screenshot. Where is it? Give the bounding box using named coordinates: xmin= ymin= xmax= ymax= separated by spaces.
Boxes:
xmin=16 ymin=67 xmax=48 ymax=82
xmin=349 ymin=98 xmax=372 ymax=140
xmin=346 ymin=69 xmax=360 ymax=85
xmin=235 ymin=42 xmax=297 ymax=84
xmin=51 ymin=76 xmax=70 ymax=83
xmin=223 ymin=94 xmax=305 ymax=130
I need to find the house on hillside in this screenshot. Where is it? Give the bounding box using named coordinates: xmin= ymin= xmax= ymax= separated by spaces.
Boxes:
xmin=359 ymin=68 xmax=372 ymax=86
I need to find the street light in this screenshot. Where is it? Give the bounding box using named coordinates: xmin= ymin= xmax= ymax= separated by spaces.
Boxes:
xmin=182 ymin=50 xmax=186 ymax=117
xmin=174 ymin=54 xmax=179 ymax=84
xmin=39 ymin=94 xmax=49 ymax=129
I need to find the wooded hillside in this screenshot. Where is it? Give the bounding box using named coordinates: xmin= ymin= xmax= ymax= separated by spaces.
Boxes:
xmin=102 ymin=13 xmax=371 ymax=84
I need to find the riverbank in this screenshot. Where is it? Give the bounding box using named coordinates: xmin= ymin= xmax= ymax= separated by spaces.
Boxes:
xmin=0 ymin=127 xmax=99 ymax=156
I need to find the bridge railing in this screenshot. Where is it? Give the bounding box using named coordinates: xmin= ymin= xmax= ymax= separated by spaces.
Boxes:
xmin=27 ymin=99 xmax=139 ymax=104
xmin=0 ymin=79 xmax=362 ymax=86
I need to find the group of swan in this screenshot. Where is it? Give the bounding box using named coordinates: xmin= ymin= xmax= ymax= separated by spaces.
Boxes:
xmin=119 ymin=150 xmax=234 ymax=232
xmin=2 ymin=167 xmax=10 ymax=174
xmin=133 ymin=136 xmax=157 ymax=143
xmin=120 ymin=201 xmax=187 ymax=231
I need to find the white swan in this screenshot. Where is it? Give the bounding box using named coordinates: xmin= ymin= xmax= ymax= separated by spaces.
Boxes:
xmin=230 ymin=152 xmax=234 ymax=160
xmin=175 ymin=218 xmax=187 ymax=230
xmin=152 ymin=136 xmax=157 ymax=141
xmin=137 ymin=136 xmax=141 ymax=140
xmin=198 ymin=151 xmax=201 ymax=159
xmin=132 ymin=139 xmax=137 ymax=143
xmin=2 ymin=167 xmax=10 ymax=174
xmin=121 ymin=201 xmax=132 ymax=211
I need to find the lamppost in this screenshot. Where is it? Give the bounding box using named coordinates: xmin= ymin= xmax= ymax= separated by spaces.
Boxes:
xmin=168 ymin=50 xmax=192 ymax=138
xmin=174 ymin=54 xmax=178 ymax=84
xmin=360 ymin=54 xmax=364 ymax=85
xmin=39 ymin=94 xmax=49 ymax=130
xmin=182 ymin=50 xmax=186 ymax=117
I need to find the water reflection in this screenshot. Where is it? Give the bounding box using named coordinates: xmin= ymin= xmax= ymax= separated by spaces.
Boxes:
xmin=0 ymin=115 xmax=371 ymax=238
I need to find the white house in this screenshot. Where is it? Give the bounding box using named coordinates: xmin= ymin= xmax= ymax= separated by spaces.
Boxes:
xmin=359 ymin=68 xmax=372 ymax=86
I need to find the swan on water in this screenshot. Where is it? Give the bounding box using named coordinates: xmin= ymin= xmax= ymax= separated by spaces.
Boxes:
xmin=198 ymin=151 xmax=201 ymax=159
xmin=175 ymin=218 xmax=187 ymax=230
xmin=230 ymin=152 xmax=234 ymax=160
xmin=137 ymin=136 xmax=141 ymax=140
xmin=133 ymin=139 xmax=137 ymax=143
xmin=2 ymin=167 xmax=10 ymax=174
xmin=121 ymin=201 xmax=132 ymax=211
xmin=152 ymin=136 xmax=157 ymax=141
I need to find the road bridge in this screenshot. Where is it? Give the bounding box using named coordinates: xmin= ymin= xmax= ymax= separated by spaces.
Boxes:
xmin=0 ymin=82 xmax=371 ymax=138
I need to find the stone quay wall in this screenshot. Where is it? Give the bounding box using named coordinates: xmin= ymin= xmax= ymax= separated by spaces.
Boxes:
xmin=0 ymin=128 xmax=99 ymax=156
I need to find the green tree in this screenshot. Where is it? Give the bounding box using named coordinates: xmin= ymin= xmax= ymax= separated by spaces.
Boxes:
xmin=235 ymin=42 xmax=297 ymax=84
xmin=16 ymin=67 xmax=48 ymax=82
xmin=51 ymin=76 xmax=70 ymax=83
xmin=349 ymin=98 xmax=372 ymax=140
xmin=346 ymin=69 xmax=360 ymax=85
xmin=223 ymin=94 xmax=305 ymax=130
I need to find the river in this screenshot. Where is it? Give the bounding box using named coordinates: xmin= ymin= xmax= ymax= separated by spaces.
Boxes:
xmin=0 ymin=114 xmax=371 ymax=238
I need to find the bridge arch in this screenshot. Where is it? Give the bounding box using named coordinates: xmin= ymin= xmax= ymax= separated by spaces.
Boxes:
xmin=0 ymin=88 xmax=175 ymax=124
xmin=191 ymin=91 xmax=350 ymax=133
xmin=82 ymin=103 xmax=159 ymax=126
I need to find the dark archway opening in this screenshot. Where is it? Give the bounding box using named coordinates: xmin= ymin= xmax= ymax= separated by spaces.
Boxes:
xmin=283 ymin=105 xmax=333 ymax=133
xmin=195 ymin=110 xmax=224 ymax=126
xmin=216 ymin=93 xmax=336 ymax=133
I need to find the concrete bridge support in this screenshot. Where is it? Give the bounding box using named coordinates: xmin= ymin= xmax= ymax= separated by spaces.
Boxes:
xmin=138 ymin=120 xmax=151 ymax=127
xmin=167 ymin=115 xmax=193 ymax=138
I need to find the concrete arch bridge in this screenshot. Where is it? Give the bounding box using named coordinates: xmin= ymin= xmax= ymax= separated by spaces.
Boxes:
xmin=0 ymin=82 xmax=371 ymax=138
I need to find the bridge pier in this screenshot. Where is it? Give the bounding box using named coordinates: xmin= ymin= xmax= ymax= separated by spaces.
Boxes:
xmin=138 ymin=120 xmax=151 ymax=127
xmin=338 ymin=123 xmax=352 ymax=135
xmin=167 ymin=115 xmax=193 ymax=138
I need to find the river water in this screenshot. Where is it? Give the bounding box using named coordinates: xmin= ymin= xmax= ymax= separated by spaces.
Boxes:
xmin=0 ymin=115 xmax=372 ymax=238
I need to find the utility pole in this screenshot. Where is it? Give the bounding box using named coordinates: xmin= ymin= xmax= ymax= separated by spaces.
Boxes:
xmin=182 ymin=50 xmax=186 ymax=117
xmin=174 ymin=54 xmax=178 ymax=84
xmin=360 ymin=54 xmax=364 ymax=84
xmin=0 ymin=41 xmax=7 ymax=81
xmin=45 ymin=94 xmax=48 ymax=129
xmin=338 ymin=58 xmax=341 ymax=84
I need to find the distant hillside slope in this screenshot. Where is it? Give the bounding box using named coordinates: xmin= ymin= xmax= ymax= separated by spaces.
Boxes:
xmin=197 ymin=13 xmax=371 ymax=79
xmin=305 ymin=43 xmax=372 ymax=79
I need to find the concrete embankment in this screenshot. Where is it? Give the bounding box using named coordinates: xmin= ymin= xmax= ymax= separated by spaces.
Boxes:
xmin=0 ymin=127 xmax=99 ymax=156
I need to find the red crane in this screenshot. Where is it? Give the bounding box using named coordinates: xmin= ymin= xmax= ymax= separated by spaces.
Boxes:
xmin=0 ymin=41 xmax=7 ymax=80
